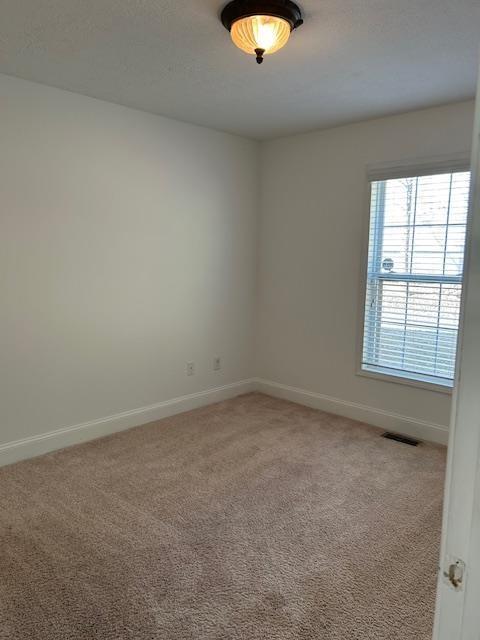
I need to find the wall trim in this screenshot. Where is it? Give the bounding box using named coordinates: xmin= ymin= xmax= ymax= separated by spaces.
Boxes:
xmin=254 ymin=378 xmax=449 ymax=445
xmin=0 ymin=376 xmax=449 ymax=468
xmin=0 ymin=379 xmax=256 ymax=468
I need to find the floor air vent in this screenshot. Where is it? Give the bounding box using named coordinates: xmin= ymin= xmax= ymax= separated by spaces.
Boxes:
xmin=382 ymin=432 xmax=420 ymax=446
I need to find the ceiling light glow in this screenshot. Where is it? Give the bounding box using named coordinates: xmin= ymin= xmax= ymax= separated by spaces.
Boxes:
xmin=221 ymin=0 xmax=304 ymax=65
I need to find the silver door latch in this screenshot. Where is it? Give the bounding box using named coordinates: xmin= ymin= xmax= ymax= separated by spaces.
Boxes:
xmin=443 ymin=558 xmax=466 ymax=591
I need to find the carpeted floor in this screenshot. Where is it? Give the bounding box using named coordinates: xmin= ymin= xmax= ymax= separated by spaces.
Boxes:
xmin=0 ymin=393 xmax=446 ymax=639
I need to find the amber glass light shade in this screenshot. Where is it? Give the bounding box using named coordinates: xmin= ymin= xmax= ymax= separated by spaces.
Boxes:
xmin=230 ymin=15 xmax=291 ymax=57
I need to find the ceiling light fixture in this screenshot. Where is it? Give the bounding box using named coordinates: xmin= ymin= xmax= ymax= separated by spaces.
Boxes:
xmin=221 ymin=0 xmax=303 ymax=65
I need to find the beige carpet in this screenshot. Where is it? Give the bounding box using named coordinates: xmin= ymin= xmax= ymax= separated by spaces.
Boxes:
xmin=0 ymin=393 xmax=446 ymax=639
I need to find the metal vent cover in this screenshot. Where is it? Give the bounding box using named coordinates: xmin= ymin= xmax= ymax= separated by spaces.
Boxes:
xmin=382 ymin=432 xmax=420 ymax=446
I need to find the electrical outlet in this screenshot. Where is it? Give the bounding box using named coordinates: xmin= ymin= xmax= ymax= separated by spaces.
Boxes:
xmin=213 ymin=356 xmax=221 ymax=371
xmin=186 ymin=362 xmax=195 ymax=376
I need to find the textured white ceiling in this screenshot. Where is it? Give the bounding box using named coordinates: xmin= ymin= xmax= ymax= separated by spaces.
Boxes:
xmin=1 ymin=0 xmax=479 ymax=139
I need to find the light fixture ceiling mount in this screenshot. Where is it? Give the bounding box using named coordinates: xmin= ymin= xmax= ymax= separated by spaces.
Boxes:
xmin=221 ymin=0 xmax=304 ymax=65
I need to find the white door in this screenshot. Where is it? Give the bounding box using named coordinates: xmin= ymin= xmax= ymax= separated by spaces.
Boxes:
xmin=433 ymin=62 xmax=480 ymax=640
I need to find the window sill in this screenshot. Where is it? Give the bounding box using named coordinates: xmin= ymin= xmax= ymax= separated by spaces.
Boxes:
xmin=357 ymin=366 xmax=454 ymax=395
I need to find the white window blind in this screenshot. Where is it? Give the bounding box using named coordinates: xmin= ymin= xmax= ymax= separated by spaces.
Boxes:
xmin=361 ymin=169 xmax=471 ymax=387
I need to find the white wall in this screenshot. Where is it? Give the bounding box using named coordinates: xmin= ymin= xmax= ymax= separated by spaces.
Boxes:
xmin=1 ymin=74 xmax=474 ymax=464
xmin=0 ymin=74 xmax=258 ymax=461
xmin=256 ymin=102 xmax=475 ymax=441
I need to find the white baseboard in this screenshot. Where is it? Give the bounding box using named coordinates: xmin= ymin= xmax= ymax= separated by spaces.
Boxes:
xmin=0 ymin=379 xmax=255 ymax=468
xmin=254 ymin=378 xmax=449 ymax=445
xmin=0 ymin=376 xmax=448 ymax=468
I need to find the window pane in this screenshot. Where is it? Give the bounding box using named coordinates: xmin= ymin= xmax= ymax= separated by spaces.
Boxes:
xmin=406 ymin=283 xmax=440 ymax=326
xmin=410 ymin=251 xmax=445 ymax=275
xmin=415 ymin=174 xmax=451 ymax=225
xmin=383 ymin=178 xmax=417 ymax=227
xmin=439 ymin=285 xmax=462 ymax=329
xmin=449 ymin=172 xmax=471 ymax=224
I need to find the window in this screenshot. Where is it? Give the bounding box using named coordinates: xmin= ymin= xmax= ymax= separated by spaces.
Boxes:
xmin=361 ymin=166 xmax=471 ymax=389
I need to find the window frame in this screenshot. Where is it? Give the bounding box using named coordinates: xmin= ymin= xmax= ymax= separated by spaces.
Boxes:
xmin=356 ymin=153 xmax=471 ymax=394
